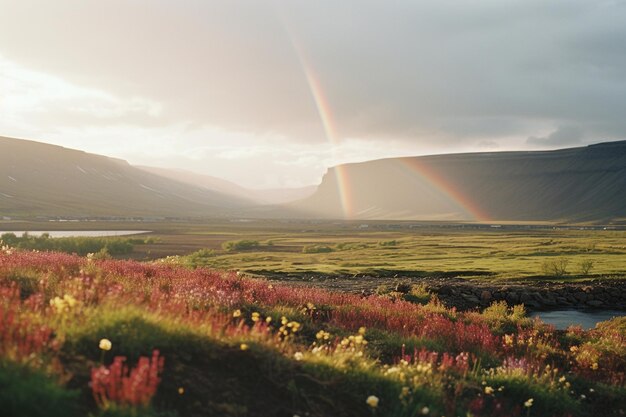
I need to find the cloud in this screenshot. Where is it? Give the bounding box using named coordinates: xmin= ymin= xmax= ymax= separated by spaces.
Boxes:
xmin=1 ymin=0 xmax=625 ymax=147
xmin=0 ymin=55 xmax=163 ymax=131
xmin=527 ymin=126 xmax=585 ymax=147
xmin=0 ymin=0 xmax=625 ymax=187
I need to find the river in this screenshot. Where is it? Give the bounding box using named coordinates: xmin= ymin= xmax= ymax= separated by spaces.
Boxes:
xmin=530 ymin=309 xmax=625 ymax=330
xmin=0 ymin=231 xmax=151 ymax=238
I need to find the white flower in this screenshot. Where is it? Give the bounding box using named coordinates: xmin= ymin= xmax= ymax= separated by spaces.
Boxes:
xmin=294 ymin=352 xmax=304 ymax=361
xmin=421 ymin=406 xmax=430 ymax=415
xmin=366 ymin=395 xmax=379 ymax=408
xmin=99 ymin=338 xmax=112 ymax=351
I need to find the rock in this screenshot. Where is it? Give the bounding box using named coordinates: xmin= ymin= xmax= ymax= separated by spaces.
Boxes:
xmin=507 ymin=294 xmax=520 ymax=304
xmin=461 ymin=293 xmax=480 ymax=304
xmin=520 ymin=292 xmax=532 ymax=303
xmin=493 ymin=291 xmax=505 ymax=300
xmin=524 ymin=300 xmax=541 ymax=309
xmin=542 ymin=296 xmax=557 ymax=306
xmin=438 ymin=286 xmax=451 ymax=295
xmin=574 ymin=292 xmax=588 ymax=302
xmin=586 ymin=300 xmax=604 ymax=307
xmin=480 ymin=290 xmax=492 ymax=303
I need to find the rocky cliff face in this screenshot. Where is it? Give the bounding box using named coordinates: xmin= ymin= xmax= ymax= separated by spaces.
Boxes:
xmin=293 ymin=141 xmax=626 ymax=222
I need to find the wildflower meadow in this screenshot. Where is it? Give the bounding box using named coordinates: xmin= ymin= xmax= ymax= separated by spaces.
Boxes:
xmin=0 ymin=248 xmax=624 ymax=416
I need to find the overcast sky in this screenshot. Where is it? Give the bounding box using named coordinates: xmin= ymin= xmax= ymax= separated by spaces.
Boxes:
xmin=1 ymin=0 xmax=625 ymax=188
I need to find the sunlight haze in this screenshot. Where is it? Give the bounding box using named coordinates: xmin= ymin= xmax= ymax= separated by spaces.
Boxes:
xmin=1 ymin=0 xmax=625 ymax=188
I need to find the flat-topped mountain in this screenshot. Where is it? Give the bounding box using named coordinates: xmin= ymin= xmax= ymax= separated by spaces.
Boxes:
xmin=292 ymin=141 xmax=626 ymax=223
xmin=0 ymin=136 xmax=252 ymax=218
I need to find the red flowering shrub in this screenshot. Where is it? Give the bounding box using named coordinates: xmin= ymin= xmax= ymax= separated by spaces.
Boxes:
xmin=91 ymin=350 xmax=164 ymax=408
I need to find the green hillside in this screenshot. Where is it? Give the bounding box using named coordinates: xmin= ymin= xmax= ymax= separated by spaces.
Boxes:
xmin=0 ymin=137 xmax=252 ymax=219
xmin=294 ymin=141 xmax=626 ymax=222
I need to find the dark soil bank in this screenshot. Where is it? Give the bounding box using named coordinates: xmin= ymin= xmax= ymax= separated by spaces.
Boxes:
xmin=263 ymin=273 xmax=626 ymax=312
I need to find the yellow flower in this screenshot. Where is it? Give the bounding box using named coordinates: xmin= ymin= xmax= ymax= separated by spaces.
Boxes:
xmin=265 ymin=316 xmax=272 ymax=323
xmin=524 ymin=398 xmax=534 ymax=408
xmin=358 ymin=326 xmax=367 ymax=335
xmin=233 ymin=309 xmax=242 ymax=318
xmin=50 ymin=297 xmax=64 ymax=313
xmin=51 ymin=295 xmax=79 ymax=314
xmin=294 ymin=352 xmax=304 ymax=361
xmin=559 ymin=376 xmax=566 ymax=383
xmin=316 ymin=330 xmax=330 ymax=340
xmin=178 ymin=387 xmax=185 ymax=395
xmin=484 ymin=386 xmax=495 ymax=395
xmin=366 ymin=395 xmax=379 ymax=408
xmin=240 ymin=343 xmax=249 ymax=351
xmin=251 ymin=312 xmax=260 ymax=322
xmin=287 ymin=321 xmax=301 ymax=332
xmin=570 ymin=346 xmax=578 ymax=353
xmin=591 ymin=362 xmax=598 ymax=370
xmin=504 ymin=334 xmax=514 ymax=346
xmin=63 ymin=294 xmax=78 ymax=308
xmin=99 ymin=338 xmax=112 ymax=351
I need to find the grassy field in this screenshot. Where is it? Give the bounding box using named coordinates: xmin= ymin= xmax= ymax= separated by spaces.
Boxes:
xmin=2 ymin=220 xmax=625 ymax=281
xmin=144 ymin=223 xmax=625 ymax=281
xmin=1 ymin=249 xmax=624 ymax=417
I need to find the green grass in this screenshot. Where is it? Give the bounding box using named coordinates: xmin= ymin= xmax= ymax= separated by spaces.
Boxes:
xmin=170 ymin=227 xmax=626 ymax=281
xmin=0 ymin=361 xmax=79 ymax=417
xmin=4 ymin=220 xmax=624 ymax=282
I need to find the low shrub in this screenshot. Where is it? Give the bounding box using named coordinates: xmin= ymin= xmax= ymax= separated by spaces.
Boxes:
xmin=541 ymin=258 xmax=569 ymax=277
xmin=222 ymin=240 xmax=260 ymax=252
xmin=302 ymin=244 xmax=333 ymax=253
xmin=579 ymin=260 xmax=594 ymax=275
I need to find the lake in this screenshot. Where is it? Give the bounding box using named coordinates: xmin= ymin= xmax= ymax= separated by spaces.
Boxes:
xmin=530 ymin=309 xmax=625 ymax=330
xmin=0 ymin=231 xmax=151 ymax=238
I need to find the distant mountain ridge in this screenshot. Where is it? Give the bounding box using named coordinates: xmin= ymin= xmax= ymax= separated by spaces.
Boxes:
xmin=137 ymin=166 xmax=316 ymax=205
xmin=292 ymin=141 xmax=626 ymax=223
xmin=0 ymin=136 xmax=253 ymax=218
xmin=2 ymin=136 xmax=624 ymax=222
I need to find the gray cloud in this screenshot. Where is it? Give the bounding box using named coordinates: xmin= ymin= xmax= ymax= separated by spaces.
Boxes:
xmin=527 ymin=125 xmax=585 ymax=147
xmin=0 ymin=0 xmax=625 ymax=148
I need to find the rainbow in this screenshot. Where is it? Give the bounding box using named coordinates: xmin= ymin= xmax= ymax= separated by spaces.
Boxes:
xmin=275 ymin=7 xmax=488 ymax=222
xmin=397 ymin=158 xmax=491 ymax=222
xmin=294 ymin=48 xmax=355 ymax=218
xmin=275 ymin=8 xmax=354 ymax=218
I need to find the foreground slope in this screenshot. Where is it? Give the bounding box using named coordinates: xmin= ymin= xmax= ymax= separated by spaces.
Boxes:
xmin=1 ymin=249 xmax=624 ymax=417
xmin=293 ymin=141 xmax=626 ymax=222
xmin=0 ymin=137 xmax=252 ymax=218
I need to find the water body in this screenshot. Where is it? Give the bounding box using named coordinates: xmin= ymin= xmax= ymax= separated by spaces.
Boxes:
xmin=530 ymin=310 xmax=625 ymax=330
xmin=0 ymin=231 xmax=150 ymax=238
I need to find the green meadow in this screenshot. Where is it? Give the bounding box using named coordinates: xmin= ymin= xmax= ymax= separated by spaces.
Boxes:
xmin=136 ymin=223 xmax=626 ymax=281
xmin=3 ymin=220 xmax=624 ymax=281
